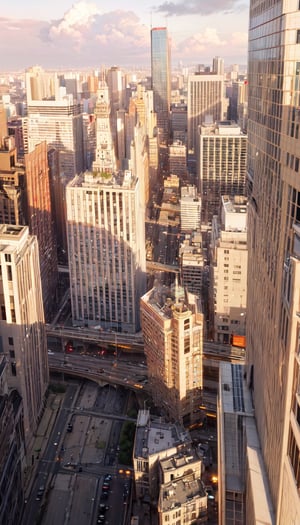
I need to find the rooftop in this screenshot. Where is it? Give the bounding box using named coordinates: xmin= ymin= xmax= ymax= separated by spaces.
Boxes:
xmin=219 ymin=363 xmax=275 ymax=523
xmin=134 ymin=410 xmax=190 ymax=459
xmin=69 ymin=169 xmax=137 ymax=190
xmin=160 ymin=476 xmax=207 ymax=512
xmin=142 ymin=283 xmax=193 ymax=320
xmin=160 ymin=448 xmax=200 ymax=474
xmin=200 ymin=120 xmax=246 ymax=137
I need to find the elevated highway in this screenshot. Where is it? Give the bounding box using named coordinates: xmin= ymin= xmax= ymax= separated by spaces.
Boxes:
xmin=46 ymin=325 xmax=144 ymax=353
xmin=48 ymin=353 xmax=149 ymax=393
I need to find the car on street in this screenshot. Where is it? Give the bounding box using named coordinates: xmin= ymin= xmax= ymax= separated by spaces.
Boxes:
xmin=36 ymin=485 xmax=45 ymax=501
xmin=205 ymin=485 xmax=215 ymax=500
xmin=104 ymin=474 xmax=112 ymax=482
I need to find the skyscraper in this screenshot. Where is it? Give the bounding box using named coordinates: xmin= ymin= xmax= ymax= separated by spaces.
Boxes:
xmin=0 ymin=225 xmax=48 ymax=446
xmin=187 ymin=72 xmax=224 ymax=156
xmin=25 ymin=141 xmax=58 ymax=321
xmin=24 ymin=67 xmax=84 ymax=180
xmin=66 ymin=170 xmax=146 ymax=333
xmin=0 ymin=110 xmax=58 ymax=320
xmin=151 ymin=27 xmax=171 ymax=142
xmin=210 ymin=195 xmax=247 ymax=344
xmin=198 ymin=121 xmax=247 ymax=223
xmin=246 ymin=1 xmax=300 ymax=521
xmin=212 ymin=56 xmax=225 ymax=76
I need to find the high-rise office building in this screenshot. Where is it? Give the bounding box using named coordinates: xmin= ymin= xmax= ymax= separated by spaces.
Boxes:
xmin=198 ymin=120 xmax=247 ymax=223
xmin=245 ymin=1 xmax=300 ymax=522
xmin=0 ymin=357 xmax=24 ymax=525
xmin=0 ymin=115 xmax=58 ymax=320
xmin=0 ymin=136 xmax=27 ymax=226
xmin=228 ymin=80 xmax=248 ymax=131
xmin=212 ymin=56 xmax=225 ymax=76
xmin=180 ymin=185 xmax=201 ymax=232
xmin=210 ymin=195 xmax=247 ymax=344
xmin=179 ymin=231 xmax=204 ymax=300
xmin=7 ymin=116 xmax=25 ymax=162
xmin=24 ymin=67 xmax=84 ymax=180
xmin=187 ymin=72 xmax=224 ymax=155
xmin=25 ymin=66 xmax=59 ymax=103
xmin=151 ymin=27 xmax=171 ymax=142
xmin=141 ymin=282 xmax=203 ymax=426
xmin=66 ymin=170 xmax=146 ymax=333
xmin=169 ymin=141 xmax=187 ymax=179
xmin=106 ymin=66 xmax=124 ymax=117
xmin=171 ymin=103 xmax=187 ymax=144
xmin=24 ymin=141 xmax=58 ymax=321
xmin=0 ymin=225 xmax=48 ymax=446
xmin=0 ymin=104 xmax=7 ymax=140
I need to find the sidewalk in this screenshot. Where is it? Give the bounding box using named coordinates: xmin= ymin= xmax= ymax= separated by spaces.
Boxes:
xmin=24 ymin=393 xmax=64 ymax=498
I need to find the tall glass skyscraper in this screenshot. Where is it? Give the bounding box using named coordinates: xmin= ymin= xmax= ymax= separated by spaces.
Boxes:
xmin=151 ymin=27 xmax=171 ymax=142
xmin=246 ymin=1 xmax=300 ymax=522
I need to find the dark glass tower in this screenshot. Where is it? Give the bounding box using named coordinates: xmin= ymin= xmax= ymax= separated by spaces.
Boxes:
xmin=151 ymin=27 xmax=171 ymax=143
xmin=246 ymin=0 xmax=300 ymax=520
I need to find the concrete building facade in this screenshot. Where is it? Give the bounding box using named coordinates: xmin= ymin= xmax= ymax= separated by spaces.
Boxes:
xmin=24 ymin=68 xmax=84 ymax=181
xmin=187 ymin=73 xmax=224 ymax=156
xmin=218 ymin=362 xmax=275 ymax=525
xmin=141 ymin=283 xmax=203 ymax=426
xmin=169 ymin=141 xmax=187 ymax=180
xmin=179 ymin=231 xmax=204 ymax=300
xmin=133 ymin=409 xmax=191 ymax=503
xmin=198 ymin=121 xmax=247 ymax=224
xmin=210 ymin=196 xmax=247 ymax=344
xmin=180 ymin=185 xmax=201 ymax=232
xmin=0 ymin=225 xmax=48 ymax=446
xmin=66 ymin=170 xmax=146 ymax=333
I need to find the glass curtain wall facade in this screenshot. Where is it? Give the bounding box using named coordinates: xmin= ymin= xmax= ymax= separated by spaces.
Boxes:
xmin=151 ymin=27 xmax=171 ymax=142
xmin=247 ymin=1 xmax=300 ymax=521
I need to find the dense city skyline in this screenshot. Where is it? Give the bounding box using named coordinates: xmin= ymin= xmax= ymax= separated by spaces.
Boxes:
xmin=0 ymin=0 xmax=249 ymax=71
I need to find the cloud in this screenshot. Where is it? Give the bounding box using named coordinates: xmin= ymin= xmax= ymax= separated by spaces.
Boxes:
xmin=49 ymin=1 xmax=100 ymax=40
xmin=173 ymin=28 xmax=248 ymax=63
xmin=156 ymin=0 xmax=247 ymax=16
xmin=174 ymin=28 xmax=225 ymax=59
xmin=43 ymin=5 xmax=150 ymax=64
xmin=0 ymin=1 xmax=248 ymax=71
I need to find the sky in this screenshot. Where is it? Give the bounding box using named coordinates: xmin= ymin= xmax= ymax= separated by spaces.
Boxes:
xmin=0 ymin=0 xmax=249 ymax=72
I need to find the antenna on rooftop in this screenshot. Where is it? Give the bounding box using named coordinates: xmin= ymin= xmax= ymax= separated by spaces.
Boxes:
xmin=175 ymin=273 xmax=179 ymax=304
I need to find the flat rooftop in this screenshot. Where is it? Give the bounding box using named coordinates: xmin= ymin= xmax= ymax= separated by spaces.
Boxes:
xmin=134 ymin=410 xmax=190 ymax=459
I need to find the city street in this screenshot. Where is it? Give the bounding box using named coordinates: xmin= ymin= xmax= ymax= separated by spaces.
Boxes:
xmin=22 ymin=380 xmax=138 ymax=525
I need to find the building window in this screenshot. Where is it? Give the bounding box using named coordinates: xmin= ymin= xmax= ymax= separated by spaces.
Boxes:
xmin=297 ymin=30 xmax=300 ymax=44
xmin=7 ymin=266 xmax=12 ymax=281
xmin=1 ymin=306 xmax=6 ymax=321
xmin=288 ymin=429 xmax=300 ymax=489
xmin=8 ymin=337 xmax=14 ymax=346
